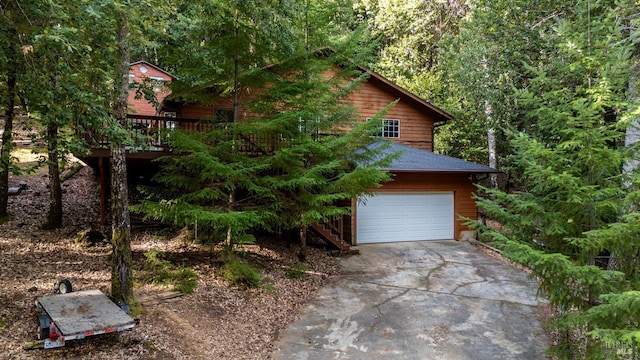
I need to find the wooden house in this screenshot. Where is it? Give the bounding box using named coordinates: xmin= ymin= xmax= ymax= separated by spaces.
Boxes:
xmin=78 ymin=60 xmax=497 ymax=249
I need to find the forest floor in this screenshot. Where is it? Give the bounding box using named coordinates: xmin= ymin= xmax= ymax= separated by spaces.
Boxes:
xmin=0 ymin=147 xmax=340 ymax=359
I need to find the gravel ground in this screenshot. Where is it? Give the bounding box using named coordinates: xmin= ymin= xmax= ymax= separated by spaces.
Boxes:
xmin=0 ymin=159 xmax=340 ymax=359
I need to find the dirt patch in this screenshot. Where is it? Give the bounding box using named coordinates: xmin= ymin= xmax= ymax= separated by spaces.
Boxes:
xmin=0 ymin=162 xmax=340 ymax=359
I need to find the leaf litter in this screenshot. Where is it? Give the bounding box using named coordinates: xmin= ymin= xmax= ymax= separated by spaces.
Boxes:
xmin=0 ymin=158 xmax=339 ymax=359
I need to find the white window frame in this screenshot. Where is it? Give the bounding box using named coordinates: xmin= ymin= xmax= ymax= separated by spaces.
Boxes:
xmin=298 ymin=116 xmax=320 ymax=137
xmin=280 ymin=116 xmax=321 ymax=141
xmin=149 ymin=76 xmax=165 ymax=92
xmin=367 ymin=117 xmax=400 ymax=138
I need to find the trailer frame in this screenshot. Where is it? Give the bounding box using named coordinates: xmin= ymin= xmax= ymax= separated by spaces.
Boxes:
xmin=30 ymin=286 xmax=136 ymax=350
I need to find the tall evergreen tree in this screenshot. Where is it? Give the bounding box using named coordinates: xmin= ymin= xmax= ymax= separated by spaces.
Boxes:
xmin=56 ymin=0 xmax=173 ymax=304
xmin=134 ymin=3 xmax=392 ymax=259
xmin=474 ymin=1 xmax=640 ymax=356
xmin=249 ymin=50 xmax=392 ymax=260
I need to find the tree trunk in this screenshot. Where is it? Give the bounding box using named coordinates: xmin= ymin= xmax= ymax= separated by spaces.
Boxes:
xmin=298 ymin=226 xmax=307 ymax=262
xmin=44 ymin=121 xmax=63 ymax=229
xmin=482 ymin=55 xmax=499 ymax=190
xmin=224 ymin=4 xmax=240 ymax=248
xmin=0 ymin=29 xmax=18 ymax=219
xmin=623 ymin=62 xmax=640 ymax=188
xmin=486 ymin=114 xmax=498 ymax=190
xmin=110 ymin=13 xmax=134 ymax=305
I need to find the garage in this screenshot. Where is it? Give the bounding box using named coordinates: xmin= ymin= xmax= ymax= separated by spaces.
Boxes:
xmin=356 ymin=192 xmax=454 ymax=244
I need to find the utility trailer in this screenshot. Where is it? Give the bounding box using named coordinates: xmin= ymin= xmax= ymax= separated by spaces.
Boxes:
xmin=27 ymin=280 xmax=137 ymax=350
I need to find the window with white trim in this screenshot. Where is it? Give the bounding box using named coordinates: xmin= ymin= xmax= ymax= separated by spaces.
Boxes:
xmin=298 ymin=116 xmax=320 ymax=137
xmin=149 ymin=76 xmax=165 ymax=92
xmin=367 ymin=118 xmax=400 ymax=138
xmin=280 ymin=116 xmax=320 ymax=141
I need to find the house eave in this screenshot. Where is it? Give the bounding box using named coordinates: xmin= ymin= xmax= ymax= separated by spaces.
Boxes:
xmin=383 ymin=169 xmax=502 ymax=174
xmin=130 ymin=60 xmax=177 ymax=80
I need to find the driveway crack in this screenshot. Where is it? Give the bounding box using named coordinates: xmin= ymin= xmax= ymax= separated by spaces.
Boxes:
xmin=421 ymin=249 xmax=447 ymax=291
xmin=370 ymin=288 xmax=410 ymax=333
xmin=451 ymin=278 xmax=489 ymax=295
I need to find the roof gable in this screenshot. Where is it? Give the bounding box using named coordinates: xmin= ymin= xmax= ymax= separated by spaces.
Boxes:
xmin=313 ymin=47 xmax=452 ymax=123
xmin=357 ymin=66 xmax=452 ymax=123
xmin=129 ymin=60 xmax=177 ymax=80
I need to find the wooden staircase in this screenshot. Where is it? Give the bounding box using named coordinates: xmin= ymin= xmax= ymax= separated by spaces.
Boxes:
xmin=309 ymin=221 xmax=350 ymax=251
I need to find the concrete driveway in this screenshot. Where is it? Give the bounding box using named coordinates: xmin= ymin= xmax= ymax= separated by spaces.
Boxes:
xmin=272 ymin=241 xmax=549 ymax=359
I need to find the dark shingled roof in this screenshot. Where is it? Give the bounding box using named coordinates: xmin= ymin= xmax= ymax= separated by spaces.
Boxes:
xmin=364 ymin=141 xmax=500 ymax=173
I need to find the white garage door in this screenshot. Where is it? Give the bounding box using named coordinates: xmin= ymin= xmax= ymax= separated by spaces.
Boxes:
xmin=356 ymin=193 xmax=454 ymax=244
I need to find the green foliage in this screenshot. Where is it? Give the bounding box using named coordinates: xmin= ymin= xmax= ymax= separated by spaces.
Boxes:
xmin=143 ymin=250 xmax=174 ymax=282
xmin=140 ymin=250 xmax=199 ymax=294
xmin=470 ymin=0 xmax=640 ymax=357
xmin=353 ymin=0 xmax=469 ymax=79
xmin=134 ymin=27 xmax=392 ymax=244
xmin=172 ymin=268 xmax=199 ymax=294
xmin=585 ymin=292 xmax=640 ymax=351
xmin=500 ymin=240 xmax=626 ymax=310
xmin=285 ymin=263 xmax=310 ymax=279
xmin=127 ymin=299 xmax=144 ymax=317
xmin=221 ymin=252 xmax=264 ymax=289
xmin=436 ymin=0 xmax=574 ymax=167
xmin=143 ymin=341 xmax=159 ymax=352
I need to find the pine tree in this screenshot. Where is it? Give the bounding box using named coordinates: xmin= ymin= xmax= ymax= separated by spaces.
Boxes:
xmin=474 ymin=1 xmax=640 ymax=356
xmin=133 ymin=4 xmax=393 ymax=259
xmin=248 ymin=49 xmax=392 ymax=260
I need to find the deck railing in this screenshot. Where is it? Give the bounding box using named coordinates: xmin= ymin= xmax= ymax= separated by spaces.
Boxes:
xmin=83 ymin=114 xmax=287 ymax=155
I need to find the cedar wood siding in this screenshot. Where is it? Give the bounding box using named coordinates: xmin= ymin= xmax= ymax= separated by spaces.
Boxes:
xmin=177 ymin=94 xmax=257 ymax=120
xmin=179 ymin=102 xmax=236 ymax=119
xmin=348 ymin=76 xmax=436 ymax=151
xmin=128 ymin=62 xmax=174 ymax=116
xmin=350 ymin=172 xmax=477 ymax=244
xmin=167 ymin=68 xmax=479 ymax=244
xmin=175 ymin=68 xmax=439 ymax=154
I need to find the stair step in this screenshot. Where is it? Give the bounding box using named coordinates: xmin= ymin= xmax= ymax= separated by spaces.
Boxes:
xmin=310 ymin=223 xmax=350 ymax=251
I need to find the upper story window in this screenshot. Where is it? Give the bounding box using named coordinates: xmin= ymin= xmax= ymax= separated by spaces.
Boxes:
xmin=299 ymin=116 xmax=320 ymax=137
xmin=280 ymin=116 xmax=320 ymax=141
xmin=149 ymin=76 xmax=165 ymax=92
xmin=367 ymin=118 xmax=400 ymax=138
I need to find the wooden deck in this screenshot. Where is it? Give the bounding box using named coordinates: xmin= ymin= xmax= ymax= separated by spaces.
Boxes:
xmin=82 ymin=114 xmax=287 ymax=158
xmin=79 ymin=114 xmax=351 ymax=248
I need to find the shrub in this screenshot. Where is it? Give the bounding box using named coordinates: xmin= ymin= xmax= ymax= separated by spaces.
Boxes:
xmin=285 ymin=263 xmax=309 ymax=279
xmin=140 ymin=250 xmax=199 ymax=294
xmin=221 ymin=253 xmax=264 ymax=288
xmin=142 ymin=250 xmax=174 ymax=285
xmin=173 ymin=268 xmax=199 ymax=294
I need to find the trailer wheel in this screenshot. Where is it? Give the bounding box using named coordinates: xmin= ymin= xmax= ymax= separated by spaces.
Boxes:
xmin=54 ymin=279 xmax=73 ymax=294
